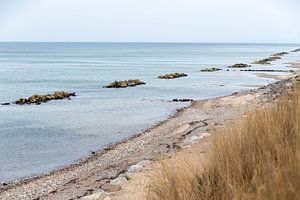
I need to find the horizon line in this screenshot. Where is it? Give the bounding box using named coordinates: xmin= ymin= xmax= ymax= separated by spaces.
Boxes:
xmin=0 ymin=41 xmax=299 ymax=44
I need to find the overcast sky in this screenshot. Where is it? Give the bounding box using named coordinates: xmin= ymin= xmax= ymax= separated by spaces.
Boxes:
xmin=0 ymin=0 xmax=299 ymax=43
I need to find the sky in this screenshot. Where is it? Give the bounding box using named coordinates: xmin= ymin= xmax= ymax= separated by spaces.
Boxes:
xmin=0 ymin=0 xmax=299 ymax=43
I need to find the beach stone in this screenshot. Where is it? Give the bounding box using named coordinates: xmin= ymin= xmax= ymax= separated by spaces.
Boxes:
xmin=110 ymin=177 xmax=127 ymax=186
xmin=158 ymin=73 xmax=188 ymax=79
xmin=104 ymin=79 xmax=145 ymax=88
xmin=81 ymin=190 xmax=107 ymax=200
xmin=101 ymin=183 xmax=122 ymax=192
xmin=127 ymin=164 xmax=143 ymax=173
xmin=136 ymin=160 xmax=153 ymax=167
xmin=190 ymin=136 xmax=201 ymax=141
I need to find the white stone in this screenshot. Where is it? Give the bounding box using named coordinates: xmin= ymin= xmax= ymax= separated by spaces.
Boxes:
xmin=127 ymin=164 xmax=143 ymax=173
xmin=202 ymin=132 xmax=211 ymax=137
xmin=190 ymin=136 xmax=200 ymax=141
xmin=110 ymin=177 xmax=128 ymax=186
xmin=81 ymin=190 xmax=107 ymax=200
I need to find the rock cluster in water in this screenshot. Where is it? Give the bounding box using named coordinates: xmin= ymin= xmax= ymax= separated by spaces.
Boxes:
xmin=158 ymin=73 xmax=188 ymax=79
xmin=240 ymin=69 xmax=294 ymax=72
xmin=104 ymin=79 xmax=146 ymax=88
xmin=228 ymin=63 xmax=251 ymax=68
xmin=15 ymin=91 xmax=76 ymax=105
xmin=291 ymin=48 xmax=300 ymax=53
xmin=200 ymin=67 xmax=222 ymax=72
xmin=252 ymin=56 xmax=282 ymax=65
xmin=271 ymin=52 xmax=289 ymax=57
xmin=172 ymin=98 xmax=194 ymax=102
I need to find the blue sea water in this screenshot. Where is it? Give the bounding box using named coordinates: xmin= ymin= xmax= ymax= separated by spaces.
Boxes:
xmin=0 ymin=42 xmax=299 ymax=182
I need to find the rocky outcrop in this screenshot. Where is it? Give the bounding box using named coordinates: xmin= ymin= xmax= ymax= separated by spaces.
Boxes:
xmin=158 ymin=73 xmax=188 ymax=79
xmin=15 ymin=91 xmax=76 ymax=105
xmin=291 ymin=48 xmax=300 ymax=53
xmin=104 ymin=79 xmax=145 ymax=88
xmin=271 ymin=52 xmax=289 ymax=57
xmin=172 ymin=98 xmax=194 ymax=102
xmin=200 ymin=67 xmax=222 ymax=72
xmin=228 ymin=63 xmax=251 ymax=68
xmin=252 ymin=56 xmax=281 ymax=65
xmin=240 ymin=69 xmax=294 ymax=72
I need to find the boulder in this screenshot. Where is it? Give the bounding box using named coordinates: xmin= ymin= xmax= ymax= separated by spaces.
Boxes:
xmin=104 ymin=79 xmax=145 ymax=88
xmin=158 ymin=73 xmax=188 ymax=79
xmin=127 ymin=164 xmax=143 ymax=173
xmin=101 ymin=183 xmax=122 ymax=192
xmin=228 ymin=63 xmax=251 ymax=68
xmin=200 ymin=67 xmax=222 ymax=72
xmin=110 ymin=177 xmax=127 ymax=186
xmin=15 ymin=91 xmax=76 ymax=105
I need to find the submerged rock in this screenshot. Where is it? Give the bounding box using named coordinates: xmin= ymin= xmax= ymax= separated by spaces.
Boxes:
xmin=200 ymin=67 xmax=222 ymax=72
xmin=1 ymin=103 xmax=10 ymax=106
xmin=15 ymin=91 xmax=76 ymax=105
xmin=240 ymin=69 xmax=294 ymax=72
xmin=271 ymin=52 xmax=289 ymax=57
xmin=172 ymin=98 xmax=194 ymax=102
xmin=291 ymin=48 xmax=300 ymax=53
xmin=228 ymin=63 xmax=251 ymax=68
xmin=252 ymin=56 xmax=281 ymax=65
xmin=104 ymin=79 xmax=145 ymax=88
xmin=158 ymin=73 xmax=188 ymax=79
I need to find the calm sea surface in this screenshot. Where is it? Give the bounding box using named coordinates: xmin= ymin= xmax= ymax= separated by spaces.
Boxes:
xmin=0 ymin=43 xmax=299 ymax=182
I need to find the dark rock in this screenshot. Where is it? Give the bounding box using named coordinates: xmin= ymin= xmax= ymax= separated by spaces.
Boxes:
xmin=228 ymin=63 xmax=251 ymax=68
xmin=271 ymin=52 xmax=289 ymax=57
xmin=15 ymin=91 xmax=76 ymax=105
xmin=291 ymin=48 xmax=300 ymax=53
xmin=252 ymin=56 xmax=281 ymax=65
xmin=158 ymin=73 xmax=188 ymax=79
xmin=1 ymin=103 xmax=10 ymax=105
xmin=240 ymin=69 xmax=294 ymax=73
xmin=172 ymin=98 xmax=194 ymax=102
xmin=200 ymin=67 xmax=222 ymax=72
xmin=104 ymin=79 xmax=145 ymax=88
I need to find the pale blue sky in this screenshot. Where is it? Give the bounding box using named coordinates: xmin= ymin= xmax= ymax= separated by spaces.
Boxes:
xmin=0 ymin=0 xmax=299 ymax=42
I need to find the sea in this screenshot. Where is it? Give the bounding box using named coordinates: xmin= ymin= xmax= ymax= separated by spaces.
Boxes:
xmin=0 ymin=42 xmax=299 ymax=182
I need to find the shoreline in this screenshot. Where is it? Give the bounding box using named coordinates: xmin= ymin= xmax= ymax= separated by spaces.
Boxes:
xmin=0 ymin=62 xmax=300 ymax=199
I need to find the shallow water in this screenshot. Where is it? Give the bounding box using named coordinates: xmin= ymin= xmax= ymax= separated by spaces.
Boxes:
xmin=0 ymin=42 xmax=299 ymax=182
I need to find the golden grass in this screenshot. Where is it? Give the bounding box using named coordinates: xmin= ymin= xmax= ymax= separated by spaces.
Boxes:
xmin=148 ymin=89 xmax=300 ymax=200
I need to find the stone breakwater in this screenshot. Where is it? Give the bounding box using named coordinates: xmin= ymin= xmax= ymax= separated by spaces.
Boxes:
xmin=103 ymin=79 xmax=146 ymax=88
xmin=15 ymin=91 xmax=76 ymax=105
xmin=200 ymin=67 xmax=222 ymax=72
xmin=228 ymin=63 xmax=251 ymax=68
xmin=158 ymin=73 xmax=188 ymax=79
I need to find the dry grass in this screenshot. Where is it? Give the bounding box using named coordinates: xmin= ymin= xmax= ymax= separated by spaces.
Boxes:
xmin=148 ymin=90 xmax=300 ymax=200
